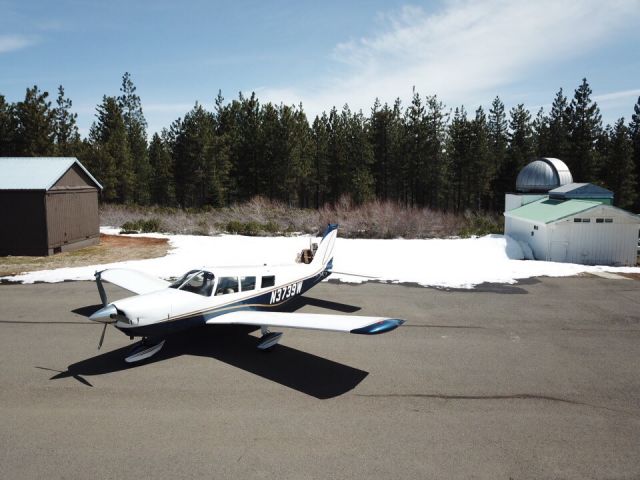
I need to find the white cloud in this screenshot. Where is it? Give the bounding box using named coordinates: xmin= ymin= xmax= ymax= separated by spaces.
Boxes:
xmin=0 ymin=34 xmax=36 ymax=54
xmin=144 ymin=103 xmax=195 ymax=114
xmin=259 ymin=0 xmax=640 ymax=117
xmin=594 ymin=88 xmax=640 ymax=105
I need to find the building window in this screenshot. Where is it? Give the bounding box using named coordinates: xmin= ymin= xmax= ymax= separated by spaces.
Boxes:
xmin=574 ymin=218 xmax=581 ymax=223
xmin=531 ymin=231 xmax=534 ymax=236
xmin=582 ymin=218 xmax=591 ymax=223
xmin=596 ymin=218 xmax=604 ymax=223
xmin=534 ymin=225 xmax=539 ymax=230
xmin=605 ymin=218 xmax=613 ymax=223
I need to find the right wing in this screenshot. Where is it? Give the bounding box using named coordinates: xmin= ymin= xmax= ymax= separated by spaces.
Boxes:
xmin=206 ymin=310 xmax=404 ymax=335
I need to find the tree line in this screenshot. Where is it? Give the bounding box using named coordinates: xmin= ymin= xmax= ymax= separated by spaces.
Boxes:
xmin=1 ymin=73 xmax=639 ymax=211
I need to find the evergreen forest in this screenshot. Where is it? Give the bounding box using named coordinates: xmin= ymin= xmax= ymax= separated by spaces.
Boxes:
xmin=1 ymin=73 xmax=639 ymax=213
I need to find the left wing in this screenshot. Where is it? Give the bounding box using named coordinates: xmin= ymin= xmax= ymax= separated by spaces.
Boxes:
xmin=206 ymin=310 xmax=404 ymax=335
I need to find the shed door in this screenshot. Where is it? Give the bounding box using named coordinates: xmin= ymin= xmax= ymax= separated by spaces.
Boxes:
xmin=550 ymin=242 xmax=567 ymax=262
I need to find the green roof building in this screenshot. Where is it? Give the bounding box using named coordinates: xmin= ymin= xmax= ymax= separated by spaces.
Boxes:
xmin=505 ymin=161 xmax=640 ymax=266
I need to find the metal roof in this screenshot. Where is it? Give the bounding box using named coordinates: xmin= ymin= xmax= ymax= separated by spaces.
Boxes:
xmin=516 ymin=158 xmax=573 ymax=193
xmin=504 ymin=198 xmax=601 ymax=224
xmin=549 ymin=182 xmax=613 ymax=199
xmin=0 ymin=157 xmax=102 ymax=190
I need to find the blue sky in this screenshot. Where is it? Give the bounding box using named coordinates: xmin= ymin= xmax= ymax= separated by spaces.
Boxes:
xmin=1 ymin=0 xmax=639 ymax=136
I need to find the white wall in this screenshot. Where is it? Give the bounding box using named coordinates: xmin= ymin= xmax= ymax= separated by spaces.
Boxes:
xmin=549 ymin=206 xmax=640 ymax=266
xmin=504 ymin=216 xmax=549 ymax=260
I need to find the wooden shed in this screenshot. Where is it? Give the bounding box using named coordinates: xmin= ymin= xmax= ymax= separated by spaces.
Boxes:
xmin=0 ymin=157 xmax=103 ymax=256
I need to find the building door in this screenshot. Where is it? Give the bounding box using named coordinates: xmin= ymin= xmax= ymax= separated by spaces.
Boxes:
xmin=550 ymin=241 xmax=567 ymax=262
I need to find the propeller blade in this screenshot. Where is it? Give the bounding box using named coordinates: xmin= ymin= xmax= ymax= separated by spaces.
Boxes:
xmin=98 ymin=323 xmax=107 ymax=350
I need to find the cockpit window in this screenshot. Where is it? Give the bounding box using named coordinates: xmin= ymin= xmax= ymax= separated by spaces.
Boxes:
xmin=169 ymin=270 xmax=215 ymax=297
xmin=215 ymin=277 xmax=239 ymax=296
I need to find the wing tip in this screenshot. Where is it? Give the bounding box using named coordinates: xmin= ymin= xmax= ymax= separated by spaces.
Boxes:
xmin=350 ymin=319 xmax=405 ymax=335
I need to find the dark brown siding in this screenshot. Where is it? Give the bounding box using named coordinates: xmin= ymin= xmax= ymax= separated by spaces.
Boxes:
xmin=0 ymin=191 xmax=48 ymax=256
xmin=51 ymin=164 xmax=96 ymax=189
xmin=45 ymin=189 xmax=99 ymax=249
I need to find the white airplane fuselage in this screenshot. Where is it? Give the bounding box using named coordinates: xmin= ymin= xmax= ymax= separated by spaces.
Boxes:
xmin=98 ymin=260 xmax=332 ymax=339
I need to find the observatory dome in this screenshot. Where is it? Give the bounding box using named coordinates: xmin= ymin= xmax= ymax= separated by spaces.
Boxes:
xmin=516 ymin=158 xmax=573 ymax=193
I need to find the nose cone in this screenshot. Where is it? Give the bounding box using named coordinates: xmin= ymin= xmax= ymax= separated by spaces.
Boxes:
xmin=90 ymin=304 xmax=118 ymax=323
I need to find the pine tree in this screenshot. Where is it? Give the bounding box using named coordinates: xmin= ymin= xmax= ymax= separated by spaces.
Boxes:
xmin=236 ymin=92 xmax=262 ymax=200
xmin=346 ymin=109 xmax=374 ymax=204
xmin=424 ymin=96 xmax=448 ymax=209
xmin=404 ymin=88 xmax=428 ymax=206
xmin=289 ymin=104 xmax=313 ymax=207
xmin=326 ymin=106 xmax=348 ymax=204
xmin=118 ymin=72 xmax=151 ymax=204
xmin=170 ymin=103 xmax=229 ymax=207
xmin=630 ymin=96 xmax=640 ymax=211
xmin=213 ymin=90 xmax=240 ymax=204
xmin=548 ymin=88 xmax=570 ymax=160
xmin=0 ymin=95 xmax=16 ymax=156
xmin=258 ymin=102 xmax=281 ymax=201
xmin=148 ymin=132 xmax=175 ymax=205
xmin=447 ymin=106 xmax=472 ymax=212
xmin=603 ymin=118 xmax=637 ymax=209
xmin=52 ymin=85 xmax=80 ymax=156
xmin=311 ymin=113 xmax=330 ymax=208
xmin=89 ymin=96 xmax=134 ymax=202
xmin=567 ymin=78 xmax=602 ymax=182
xmin=14 ymin=85 xmax=54 ymax=156
xmin=532 ymin=107 xmax=550 ymax=157
xmin=488 ymin=96 xmax=508 ymax=209
xmin=370 ymin=98 xmax=405 ymax=203
xmin=497 ymin=104 xmax=532 ymax=201
xmin=469 ymin=107 xmax=492 ymax=210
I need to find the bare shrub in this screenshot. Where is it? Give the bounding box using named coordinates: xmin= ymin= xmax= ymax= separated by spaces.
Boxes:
xmin=99 ymin=197 xmax=501 ymax=238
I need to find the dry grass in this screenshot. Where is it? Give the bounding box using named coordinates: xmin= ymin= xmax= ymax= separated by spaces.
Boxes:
xmin=0 ymin=234 xmax=169 ymax=277
xmin=100 ymin=197 xmax=502 ymax=239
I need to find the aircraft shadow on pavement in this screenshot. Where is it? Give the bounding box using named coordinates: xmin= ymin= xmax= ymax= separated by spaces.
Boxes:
xmin=54 ymin=295 xmax=370 ymax=399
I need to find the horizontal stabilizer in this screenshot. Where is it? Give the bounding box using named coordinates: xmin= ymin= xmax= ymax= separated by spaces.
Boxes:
xmin=206 ymin=310 xmax=404 ymax=335
xmin=96 ymin=268 xmax=169 ymax=296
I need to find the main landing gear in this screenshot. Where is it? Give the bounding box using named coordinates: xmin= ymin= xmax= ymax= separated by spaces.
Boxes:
xmin=257 ymin=326 xmax=283 ymax=351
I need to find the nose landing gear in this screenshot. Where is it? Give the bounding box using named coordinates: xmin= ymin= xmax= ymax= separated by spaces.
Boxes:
xmin=125 ymin=337 xmax=166 ymax=363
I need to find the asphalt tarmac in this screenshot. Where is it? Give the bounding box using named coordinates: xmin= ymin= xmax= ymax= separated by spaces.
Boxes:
xmin=1 ymin=276 xmax=639 ymax=479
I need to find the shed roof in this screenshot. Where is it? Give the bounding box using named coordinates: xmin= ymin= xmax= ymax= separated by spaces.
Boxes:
xmin=0 ymin=157 xmax=102 ymax=190
xmin=504 ymin=198 xmax=602 ymax=224
xmin=549 ymin=182 xmax=613 ymax=199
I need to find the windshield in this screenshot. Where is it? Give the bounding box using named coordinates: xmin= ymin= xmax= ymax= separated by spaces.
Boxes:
xmin=169 ymin=270 xmax=215 ymax=297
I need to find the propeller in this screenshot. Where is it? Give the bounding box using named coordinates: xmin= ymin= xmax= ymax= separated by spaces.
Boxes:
xmin=90 ymin=304 xmax=118 ymax=350
xmin=98 ymin=323 xmax=108 ymax=350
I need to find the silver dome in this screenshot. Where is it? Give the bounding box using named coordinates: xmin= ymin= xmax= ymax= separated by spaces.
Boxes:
xmin=516 ymin=158 xmax=573 ymax=193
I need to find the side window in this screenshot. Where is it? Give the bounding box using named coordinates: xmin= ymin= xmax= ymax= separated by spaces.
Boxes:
xmin=215 ymin=277 xmax=239 ymax=296
xmin=241 ymin=276 xmax=256 ymax=291
xmin=261 ymin=275 xmax=275 ymax=288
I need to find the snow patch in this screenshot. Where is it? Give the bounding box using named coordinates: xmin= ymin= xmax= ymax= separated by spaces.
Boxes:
xmin=2 ymin=228 xmax=639 ymax=289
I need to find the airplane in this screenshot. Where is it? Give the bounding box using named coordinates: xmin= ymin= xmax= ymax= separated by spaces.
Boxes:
xmin=88 ymin=224 xmax=405 ymax=363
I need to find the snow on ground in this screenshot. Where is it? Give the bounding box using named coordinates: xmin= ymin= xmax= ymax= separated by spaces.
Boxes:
xmin=2 ymin=227 xmax=639 ymax=289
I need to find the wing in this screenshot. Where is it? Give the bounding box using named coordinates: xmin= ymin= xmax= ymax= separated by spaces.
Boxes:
xmin=206 ymin=310 xmax=404 ymax=335
xmin=96 ymin=268 xmax=169 ymax=297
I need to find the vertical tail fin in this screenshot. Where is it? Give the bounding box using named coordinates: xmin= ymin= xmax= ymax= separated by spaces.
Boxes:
xmin=311 ymin=223 xmax=338 ymax=268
